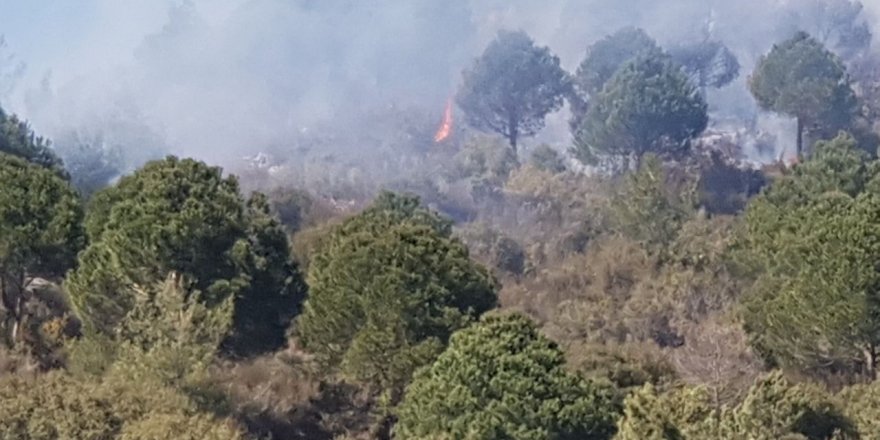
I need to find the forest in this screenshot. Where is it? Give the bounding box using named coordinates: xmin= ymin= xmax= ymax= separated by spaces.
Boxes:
xmin=2 ymin=0 xmax=880 ymax=439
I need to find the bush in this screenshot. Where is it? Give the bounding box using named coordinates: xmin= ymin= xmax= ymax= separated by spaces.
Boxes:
xmin=456 ymin=222 xmax=527 ymax=277
xmin=615 ymin=372 xmax=855 ymax=439
xmin=0 ymin=108 xmax=66 ymax=178
xmin=529 ymin=144 xmax=567 ymax=173
xmin=67 ymin=156 xmax=304 ymax=357
xmin=296 ymin=192 xmax=497 ymax=396
xmin=396 ymin=313 xmax=619 ymax=440
xmin=0 ymin=369 xmax=247 ymax=440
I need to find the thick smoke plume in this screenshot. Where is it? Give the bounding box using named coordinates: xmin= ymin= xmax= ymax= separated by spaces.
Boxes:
xmin=0 ymin=0 xmax=877 ymax=173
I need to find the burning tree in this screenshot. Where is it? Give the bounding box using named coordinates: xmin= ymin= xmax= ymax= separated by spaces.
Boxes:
xmin=456 ymin=30 xmax=569 ymax=154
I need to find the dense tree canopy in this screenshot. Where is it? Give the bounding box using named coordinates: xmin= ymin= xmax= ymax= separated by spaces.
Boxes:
xmin=457 ymin=30 xmax=569 ymax=152
xmin=396 ymin=313 xmax=619 ymax=440
xmin=66 ymin=156 xmax=302 ymax=357
xmin=615 ymin=372 xmax=852 ymax=439
xmin=609 ymin=155 xmax=696 ymax=251
xmin=573 ymin=52 xmax=708 ymax=172
xmin=0 ymin=154 xmax=83 ymax=346
xmin=0 ymin=107 xmax=66 ymax=178
xmin=2 ymin=6 xmax=880 ymax=438
xmin=296 ymin=192 xmax=497 ymax=395
xmin=570 ymin=27 xmax=661 ymax=127
xmin=0 ymin=273 xmax=243 ymax=439
xmin=749 ymin=31 xmax=858 ymax=156
xmin=109 ymin=272 xmax=233 ymax=387
xmin=738 ymin=134 xmax=880 ymax=378
xmin=840 ymin=380 xmax=880 ymax=438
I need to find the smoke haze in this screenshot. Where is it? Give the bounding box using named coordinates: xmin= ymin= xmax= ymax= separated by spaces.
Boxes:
xmin=0 ymin=0 xmax=876 ymax=170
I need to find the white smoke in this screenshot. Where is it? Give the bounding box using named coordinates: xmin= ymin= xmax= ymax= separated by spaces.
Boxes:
xmin=0 ymin=0 xmax=875 ymax=169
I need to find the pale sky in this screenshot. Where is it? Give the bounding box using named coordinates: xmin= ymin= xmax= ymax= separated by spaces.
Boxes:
xmin=0 ymin=1 xmax=241 ymax=90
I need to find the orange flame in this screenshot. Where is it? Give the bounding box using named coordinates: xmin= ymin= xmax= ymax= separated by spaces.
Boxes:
xmin=434 ymin=99 xmax=453 ymax=143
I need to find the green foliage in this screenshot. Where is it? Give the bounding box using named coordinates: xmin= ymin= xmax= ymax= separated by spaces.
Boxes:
xmin=696 ymin=151 xmax=767 ymax=215
xmin=450 ymin=135 xmax=521 ymax=205
xmin=396 ymin=313 xmax=619 ymax=440
xmin=118 ymin=412 xmax=243 ymax=440
xmin=573 ymin=53 xmax=708 ymax=171
xmin=289 ymin=220 xmax=337 ymax=273
xmin=614 ymin=383 xmax=717 ymax=440
xmin=296 ymin=192 xmax=497 ymax=395
xmin=741 ymin=133 xmax=871 ymax=215
xmin=265 ymin=186 xmax=341 ymax=237
xmin=52 ymin=273 xmax=244 ymax=438
xmin=571 ymin=27 xmax=661 ymax=126
xmin=112 ymin=272 xmax=233 ymax=388
xmin=502 ymin=208 xmax=738 ymax=353
xmin=225 ymin=192 xmax=304 ymax=355
xmin=452 ymin=135 xmax=519 ymax=183
xmin=840 ymin=380 xmax=880 ymax=438
xmin=744 ymin=192 xmax=880 ymax=375
xmin=0 ymin=372 xmax=121 ymax=440
xmin=615 ymin=372 xmax=853 ymax=440
xmin=492 ymin=236 xmax=526 ymax=276
xmin=65 ymin=332 xmax=118 ymax=378
xmin=749 ymin=32 xmax=858 ymax=155
xmin=724 ymin=372 xmax=852 ymax=440
xmin=67 ymin=156 xmax=302 ymax=356
xmin=0 ymin=154 xmax=84 ymax=347
xmin=529 ymin=144 xmax=567 ymax=173
xmin=456 ymin=222 xmax=527 ymax=277
xmin=670 ymin=40 xmax=740 ymax=92
xmin=0 ymin=154 xmax=84 ymax=279
xmin=359 ymin=190 xmax=455 ymax=235
xmin=65 ymin=272 xmax=234 ymax=422
xmin=0 ymin=108 xmax=66 ymax=178
xmin=569 ymin=342 xmax=677 ymax=406
xmin=457 ymin=30 xmax=569 ymax=151
xmin=609 ymin=155 xmax=696 ymax=251
xmin=0 ymin=369 xmax=245 ymax=440
xmin=739 ymin=133 xmax=880 ymax=377
xmin=266 ymin=186 xmax=314 ymax=233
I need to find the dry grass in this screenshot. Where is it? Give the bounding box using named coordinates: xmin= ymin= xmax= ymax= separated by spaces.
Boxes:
xmin=214 ymin=342 xmax=380 ymax=439
xmin=214 ymin=343 xmax=321 ymax=438
xmin=0 ymin=346 xmax=39 ymax=378
xmin=668 ymin=316 xmax=762 ymax=408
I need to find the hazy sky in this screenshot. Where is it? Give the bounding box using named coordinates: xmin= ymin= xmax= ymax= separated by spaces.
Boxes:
xmin=0 ymin=1 xmax=242 ymax=88
xmin=0 ymin=0 xmax=876 ymax=168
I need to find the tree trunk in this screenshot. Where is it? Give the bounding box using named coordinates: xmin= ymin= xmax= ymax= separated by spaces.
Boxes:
xmin=9 ymin=298 xmax=20 ymax=344
xmin=507 ymin=111 xmax=519 ymax=155
xmin=865 ymin=345 xmax=877 ymax=381
xmin=0 ymin=269 xmax=26 ymax=348
xmin=0 ymin=273 xmax=8 ymax=346
xmin=509 ymin=126 xmax=518 ymax=155
xmin=796 ymin=117 xmax=804 ymax=158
